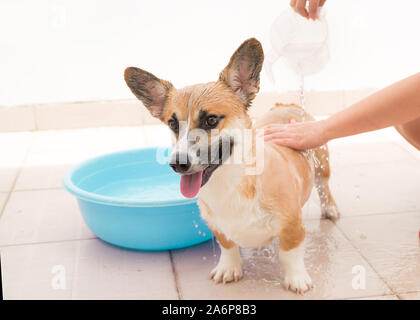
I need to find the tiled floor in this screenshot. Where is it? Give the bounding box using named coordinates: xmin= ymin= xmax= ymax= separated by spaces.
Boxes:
xmin=0 ymin=125 xmax=419 ymax=300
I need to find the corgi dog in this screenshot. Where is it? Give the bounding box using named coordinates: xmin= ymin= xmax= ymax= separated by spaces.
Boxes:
xmin=124 ymin=38 xmax=339 ymax=294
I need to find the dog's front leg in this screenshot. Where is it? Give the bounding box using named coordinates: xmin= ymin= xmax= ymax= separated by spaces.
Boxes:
xmin=210 ymin=245 xmax=242 ymax=284
xmin=208 ymin=227 xmax=243 ymax=284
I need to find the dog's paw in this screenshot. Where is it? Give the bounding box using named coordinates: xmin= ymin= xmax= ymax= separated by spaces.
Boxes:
xmin=209 ymin=263 xmax=243 ymax=284
xmin=321 ymin=204 xmax=340 ymax=221
xmin=284 ymin=270 xmax=313 ymax=295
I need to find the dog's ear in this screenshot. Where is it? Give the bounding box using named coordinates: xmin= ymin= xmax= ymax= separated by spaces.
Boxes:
xmin=218 ymin=38 xmax=264 ymax=107
xmin=124 ymin=67 xmax=173 ymax=118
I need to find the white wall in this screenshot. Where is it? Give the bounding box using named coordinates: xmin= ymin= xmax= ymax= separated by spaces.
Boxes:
xmin=1 ymin=0 xmax=420 ymax=106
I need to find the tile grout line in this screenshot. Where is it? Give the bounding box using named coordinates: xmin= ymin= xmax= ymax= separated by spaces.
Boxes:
xmin=69 ymin=237 xmax=82 ymax=300
xmin=13 ymin=186 xmax=64 ymax=193
xmin=0 ymin=236 xmax=98 ymax=250
xmin=169 ymin=250 xmax=183 ymax=300
xmin=394 ymin=289 xmax=420 ymax=299
xmin=0 ymin=133 xmax=36 ymax=220
xmin=342 ymin=293 xmax=399 ymax=300
xmin=303 ymin=209 xmax=420 ymax=222
xmin=332 ymin=220 xmax=397 ymax=297
xmin=329 ymin=143 xmax=420 ymax=169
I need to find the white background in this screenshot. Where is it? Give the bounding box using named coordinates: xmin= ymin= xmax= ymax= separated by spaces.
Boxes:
xmin=1 ymin=0 xmax=420 ymax=106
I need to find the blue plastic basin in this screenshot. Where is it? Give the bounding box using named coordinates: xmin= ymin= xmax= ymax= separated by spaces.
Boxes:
xmin=63 ymin=147 xmax=212 ymax=251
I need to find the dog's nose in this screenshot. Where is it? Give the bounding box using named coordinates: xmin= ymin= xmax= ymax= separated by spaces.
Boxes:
xmin=170 ymin=153 xmax=191 ymax=173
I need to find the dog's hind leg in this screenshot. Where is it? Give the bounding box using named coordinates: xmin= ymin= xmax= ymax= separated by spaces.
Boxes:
xmin=313 ymin=145 xmax=340 ymax=221
xmin=278 ymin=217 xmax=312 ymax=294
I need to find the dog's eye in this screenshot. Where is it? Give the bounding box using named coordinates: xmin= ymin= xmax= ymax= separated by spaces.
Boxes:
xmin=168 ymin=119 xmax=178 ymax=132
xmin=205 ymin=115 xmax=219 ymax=128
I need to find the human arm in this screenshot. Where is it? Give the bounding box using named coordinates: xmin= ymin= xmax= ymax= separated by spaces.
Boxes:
xmin=263 ymin=73 xmax=420 ymax=150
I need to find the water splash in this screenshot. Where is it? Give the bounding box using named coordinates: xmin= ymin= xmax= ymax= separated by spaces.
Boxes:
xmin=299 ymin=73 xmax=306 ymax=120
xmin=211 ymin=235 xmax=217 ymax=264
xmin=298 ymin=72 xmax=317 ymax=166
xmin=240 ymin=238 xmax=284 ymax=287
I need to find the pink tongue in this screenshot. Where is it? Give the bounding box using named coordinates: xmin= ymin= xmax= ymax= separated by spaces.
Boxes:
xmin=180 ymin=171 xmax=203 ymax=198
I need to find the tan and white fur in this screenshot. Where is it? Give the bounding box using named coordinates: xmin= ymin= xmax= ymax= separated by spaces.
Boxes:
xmin=124 ymin=38 xmax=339 ymax=294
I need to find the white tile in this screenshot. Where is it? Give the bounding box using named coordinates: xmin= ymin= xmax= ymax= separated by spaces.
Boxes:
xmin=393 ymin=138 xmax=420 ymax=162
xmin=328 ymin=127 xmax=403 ymax=145
xmin=337 ymin=212 xmax=420 ymax=294
xmin=328 ymin=141 xmax=414 ymax=168
xmin=250 ymin=91 xmax=295 ymax=119
xmin=29 ymin=127 xmax=147 ymax=162
xmin=298 ymin=139 xmax=417 ymax=220
xmin=34 ymin=101 xmax=145 ymax=130
xmin=0 ymin=189 xmax=95 ymax=246
xmin=343 ymin=88 xmax=376 ymax=107
xmin=141 ymin=109 xmax=162 ymax=125
xmin=0 ymin=168 xmax=19 ymax=193
xmin=1 ymin=241 xmax=76 ymax=299
xmin=15 ymin=164 xmax=73 ymax=190
xmin=1 ymin=239 xmax=178 ymax=300
xmin=399 ymin=292 xmax=420 ymax=300
xmin=304 ymin=90 xmax=345 ymax=115
xmin=0 ymin=192 xmax=7 ymax=211
xmin=250 ymin=90 xmax=345 ymax=119
xmin=0 ymin=105 xmax=36 ymax=132
xmin=143 ymin=125 xmax=173 ymax=147
xmin=0 ymin=132 xmax=33 ymax=192
xmin=328 ymin=161 xmax=420 ymax=216
xmin=15 ymin=127 xmax=147 ymax=190
xmin=70 ymin=240 xmax=177 ymax=299
xmin=0 ymin=89 xmax=377 ymax=133
xmin=173 ymin=220 xmax=390 ymax=300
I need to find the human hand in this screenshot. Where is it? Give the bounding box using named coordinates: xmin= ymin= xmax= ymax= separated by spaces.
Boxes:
xmin=290 ymin=0 xmax=326 ymax=20
xmin=262 ymin=119 xmax=329 ymax=150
